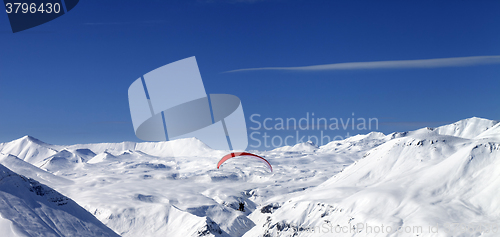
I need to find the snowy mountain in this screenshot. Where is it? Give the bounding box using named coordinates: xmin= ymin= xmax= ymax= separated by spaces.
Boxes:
xmin=0 ymin=136 xmax=58 ymax=164
xmin=434 ymin=117 xmax=499 ymax=138
xmin=272 ymin=141 xmax=319 ymax=153
xmin=0 ymin=162 xmax=119 ymax=237
xmin=0 ymin=117 xmax=498 ymax=236
xmin=245 ymin=117 xmax=500 ymax=237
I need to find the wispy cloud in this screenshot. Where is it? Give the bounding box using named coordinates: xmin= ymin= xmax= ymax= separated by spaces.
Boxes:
xmin=225 ymin=55 xmax=500 ymax=73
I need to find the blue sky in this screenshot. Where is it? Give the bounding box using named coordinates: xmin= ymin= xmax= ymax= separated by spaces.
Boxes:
xmin=0 ymin=0 xmax=499 ymax=149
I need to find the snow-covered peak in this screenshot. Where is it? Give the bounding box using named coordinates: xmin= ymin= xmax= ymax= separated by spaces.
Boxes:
xmin=135 ymin=137 xmax=219 ymax=157
xmin=25 ymin=135 xmax=49 ymax=145
xmin=272 ymin=141 xmax=318 ymax=152
xmin=38 ymin=149 xmax=87 ymax=171
xmin=0 ymin=135 xmax=59 ymax=164
xmin=87 ymin=151 xmax=116 ymax=164
xmin=318 ymin=131 xmax=390 ymax=154
xmin=434 ymin=117 xmax=499 ymax=139
xmin=344 ymin=131 xmax=386 ymax=142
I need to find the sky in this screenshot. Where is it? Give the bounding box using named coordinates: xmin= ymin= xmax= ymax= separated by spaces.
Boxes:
xmin=0 ymin=0 xmax=499 ymax=149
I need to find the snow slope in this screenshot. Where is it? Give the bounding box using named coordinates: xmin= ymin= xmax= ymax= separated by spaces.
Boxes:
xmin=0 ymin=117 xmax=498 ymax=237
xmin=0 ymin=136 xmax=58 ymax=164
xmin=272 ymin=141 xmax=319 ymax=153
xmin=0 ymin=163 xmax=119 ymax=237
xmin=0 ymin=153 xmax=72 ymax=186
xmin=245 ymin=117 xmax=500 ymax=237
xmin=434 ymin=117 xmax=499 ymax=139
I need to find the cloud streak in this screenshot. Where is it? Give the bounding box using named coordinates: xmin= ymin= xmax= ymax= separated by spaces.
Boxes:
xmin=225 ymin=55 xmax=500 ymax=73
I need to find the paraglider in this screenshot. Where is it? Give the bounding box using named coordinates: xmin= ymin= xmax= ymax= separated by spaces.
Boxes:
xmin=217 ymin=152 xmax=273 ymax=172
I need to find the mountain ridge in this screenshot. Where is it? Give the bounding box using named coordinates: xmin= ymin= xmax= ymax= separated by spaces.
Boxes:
xmin=0 ymin=116 xmax=498 ymax=237
xmin=0 ymin=164 xmax=120 ymax=237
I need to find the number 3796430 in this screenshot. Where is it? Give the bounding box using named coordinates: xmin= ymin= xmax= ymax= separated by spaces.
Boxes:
xmin=5 ymin=2 xmax=61 ymax=14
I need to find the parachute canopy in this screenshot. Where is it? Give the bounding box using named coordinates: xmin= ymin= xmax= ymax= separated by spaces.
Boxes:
xmin=217 ymin=152 xmax=273 ymax=172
